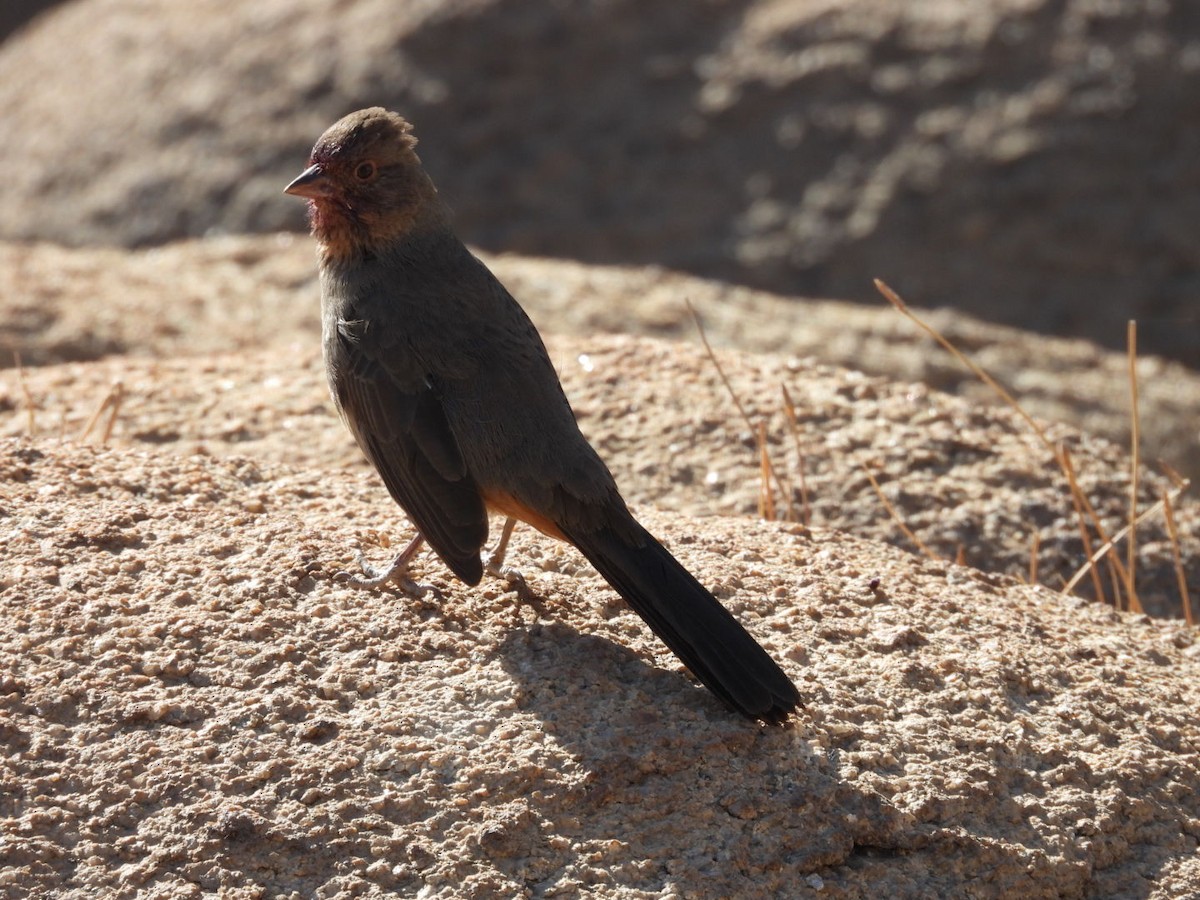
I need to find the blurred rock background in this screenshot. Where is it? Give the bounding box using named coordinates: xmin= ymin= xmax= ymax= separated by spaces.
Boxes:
xmin=1 ymin=0 xmax=1197 ymax=365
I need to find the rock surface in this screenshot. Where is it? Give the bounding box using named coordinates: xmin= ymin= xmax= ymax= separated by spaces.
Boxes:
xmin=3 ymin=439 xmax=1199 ymax=898
xmin=1 ymin=0 xmax=1198 ymax=362
xmin=1 ymin=227 xmax=1198 ymax=895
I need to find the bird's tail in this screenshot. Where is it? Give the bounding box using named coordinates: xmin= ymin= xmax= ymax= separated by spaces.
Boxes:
xmin=564 ymin=515 xmax=800 ymax=724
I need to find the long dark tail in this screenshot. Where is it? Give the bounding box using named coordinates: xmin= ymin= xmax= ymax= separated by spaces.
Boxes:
xmin=564 ymin=515 xmax=801 ymax=724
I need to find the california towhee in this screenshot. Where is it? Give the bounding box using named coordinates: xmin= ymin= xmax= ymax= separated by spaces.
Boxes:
xmin=285 ymin=108 xmax=800 ymax=724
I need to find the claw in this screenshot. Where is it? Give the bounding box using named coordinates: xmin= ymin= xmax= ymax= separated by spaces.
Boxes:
xmin=484 ymin=517 xmax=539 ymax=613
xmin=483 ymin=555 xmax=526 ymax=587
xmin=482 ymin=517 xmax=525 ymax=586
xmin=332 ymin=533 xmax=433 ymax=596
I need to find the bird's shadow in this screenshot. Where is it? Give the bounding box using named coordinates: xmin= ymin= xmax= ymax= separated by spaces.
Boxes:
xmin=494 ymin=622 xmax=920 ymax=877
xmin=496 ymin=621 xmax=734 ymax=738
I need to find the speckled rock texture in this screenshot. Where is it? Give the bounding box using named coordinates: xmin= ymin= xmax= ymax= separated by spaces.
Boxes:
xmin=0 ymin=0 xmax=1198 ymax=364
xmin=3 ymin=441 xmax=1199 ymax=898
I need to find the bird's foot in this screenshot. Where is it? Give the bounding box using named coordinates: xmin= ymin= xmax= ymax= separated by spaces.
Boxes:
xmin=483 ymin=553 xmax=526 ymax=587
xmin=482 ymin=517 xmax=526 ymax=588
xmin=333 ymin=550 xmax=433 ymax=596
xmin=333 ymin=533 xmax=434 ymax=597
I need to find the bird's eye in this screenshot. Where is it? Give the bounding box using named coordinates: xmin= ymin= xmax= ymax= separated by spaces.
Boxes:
xmin=354 ymin=161 xmax=377 ymax=181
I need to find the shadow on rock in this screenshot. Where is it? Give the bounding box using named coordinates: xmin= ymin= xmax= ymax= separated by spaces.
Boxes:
xmin=497 ymin=622 xmax=922 ymax=884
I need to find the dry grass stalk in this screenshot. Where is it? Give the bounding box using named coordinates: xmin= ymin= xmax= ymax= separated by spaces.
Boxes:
xmin=758 ymin=420 xmax=776 ymax=520
xmin=1062 ymin=485 xmax=1189 ymax=597
xmin=1058 ymin=446 xmax=1136 ymax=608
xmin=1106 ymin=564 xmax=1124 ymax=612
xmin=875 ymin=280 xmax=1176 ymax=612
xmin=1029 ymin=531 xmax=1041 ymax=585
xmin=14 ymin=351 xmax=36 ymax=437
xmin=687 ymin=300 xmax=788 ymax=519
xmin=779 ymin=385 xmax=812 ymax=526
xmin=1058 ymin=445 xmax=1108 ymax=605
xmin=1158 ymin=460 xmax=1188 ymax=490
xmin=100 ymin=382 xmax=125 ymax=445
xmin=80 ymin=380 xmax=125 ymax=446
xmin=874 ymin=279 xmax=1054 ymax=453
xmin=1126 ymin=321 xmax=1142 ymax=613
xmin=1161 ymin=489 xmax=1193 ymax=625
xmin=861 ymin=463 xmax=937 ymax=560
xmin=771 ymin=420 xmax=797 ymax=522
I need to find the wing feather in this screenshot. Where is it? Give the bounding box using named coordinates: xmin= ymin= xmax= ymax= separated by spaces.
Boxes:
xmin=330 ymin=316 xmax=488 ymax=584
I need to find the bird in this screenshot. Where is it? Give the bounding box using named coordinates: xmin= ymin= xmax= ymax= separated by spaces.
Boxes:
xmin=284 ymin=108 xmax=801 ymax=724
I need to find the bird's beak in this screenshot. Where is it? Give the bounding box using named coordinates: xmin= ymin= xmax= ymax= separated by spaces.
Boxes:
xmin=284 ymin=164 xmax=334 ymax=200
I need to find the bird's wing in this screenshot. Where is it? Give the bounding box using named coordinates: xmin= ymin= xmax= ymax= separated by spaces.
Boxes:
xmin=328 ymin=313 xmax=488 ymax=585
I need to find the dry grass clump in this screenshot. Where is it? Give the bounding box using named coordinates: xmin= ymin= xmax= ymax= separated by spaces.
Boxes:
xmin=692 ymin=282 xmax=1193 ymax=621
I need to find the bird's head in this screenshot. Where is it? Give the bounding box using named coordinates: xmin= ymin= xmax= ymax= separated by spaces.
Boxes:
xmin=285 ymin=108 xmax=441 ymax=260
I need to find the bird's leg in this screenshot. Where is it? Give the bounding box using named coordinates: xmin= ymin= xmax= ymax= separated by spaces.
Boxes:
xmin=483 ymin=517 xmax=525 ymax=585
xmin=334 ymin=531 xmax=434 ymax=596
